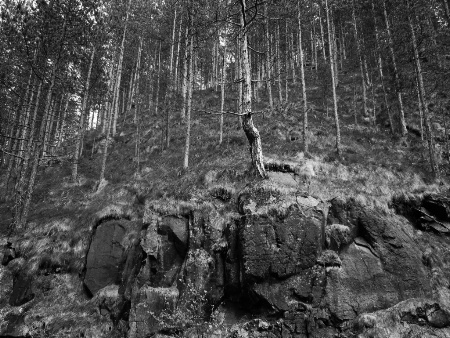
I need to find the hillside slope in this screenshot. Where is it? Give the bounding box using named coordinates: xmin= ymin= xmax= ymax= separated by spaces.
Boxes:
xmin=1 ymin=69 xmax=450 ymax=338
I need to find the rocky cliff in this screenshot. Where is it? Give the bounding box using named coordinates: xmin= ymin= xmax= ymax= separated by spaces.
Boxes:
xmin=1 ymin=171 xmax=450 ymax=337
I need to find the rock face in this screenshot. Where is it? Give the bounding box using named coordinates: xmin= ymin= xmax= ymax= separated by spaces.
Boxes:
xmin=124 ymin=190 xmax=450 ymax=338
xmin=3 ymin=186 xmax=450 ymax=338
xmin=84 ymin=220 xmax=129 ymax=296
xmin=239 ymin=207 xmax=323 ymax=282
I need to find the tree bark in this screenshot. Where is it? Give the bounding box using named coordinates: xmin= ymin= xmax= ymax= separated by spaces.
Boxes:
xmin=72 ymin=47 xmax=95 ymax=182
xmin=325 ymin=0 xmax=342 ymax=157
xmin=239 ymin=0 xmax=267 ymax=178
xmin=14 ymin=81 xmax=42 ymax=226
xmin=21 ymin=58 xmax=58 ymax=227
xmin=220 ymin=45 xmax=227 ymax=145
xmin=264 ymin=1 xmax=274 ymax=112
xmin=112 ymin=0 xmax=132 ymax=136
xmin=352 ymin=0 xmax=367 ymax=119
xmin=407 ymin=0 xmax=439 ymax=177
xmin=298 ymin=1 xmax=309 ymax=153
xmin=174 ymin=17 xmax=183 ymax=91
xmin=184 ymin=33 xmax=194 ymax=169
xmin=276 ymin=22 xmax=283 ymax=104
xmin=383 ymin=0 xmax=407 ymax=136
xmin=372 ymin=0 xmax=393 ymax=134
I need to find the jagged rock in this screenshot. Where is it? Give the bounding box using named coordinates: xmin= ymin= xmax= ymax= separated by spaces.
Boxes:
xmin=159 ymin=216 xmax=189 ymax=255
xmin=423 ymin=194 xmax=450 ymax=222
xmin=84 ymin=219 xmax=142 ymax=297
xmin=353 ymin=298 xmax=450 ymax=337
xmin=9 ymin=272 xmax=34 ymax=306
xmin=325 ymin=224 xmax=352 ymax=251
xmin=91 ymin=285 xmax=120 ymax=316
xmin=129 ymin=286 xmax=179 ymax=338
xmin=1 ymin=242 xmax=16 ymax=266
xmin=239 ymin=204 xmax=323 ymax=282
xmin=0 ymin=312 xmax=25 ymax=337
xmin=325 ymin=199 xmax=432 ymax=322
xmin=0 ymin=264 xmax=13 ymax=307
xmin=84 ymin=220 xmax=127 ymax=296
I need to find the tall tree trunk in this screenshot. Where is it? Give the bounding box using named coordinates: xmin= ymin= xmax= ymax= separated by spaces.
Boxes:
xmin=290 ymin=31 xmax=296 ymax=84
xmin=239 ymin=0 xmax=267 ymax=178
xmin=14 ymin=81 xmax=42 ymax=226
xmin=276 ymin=22 xmax=283 ymax=104
xmin=264 ymin=1 xmax=274 ymax=111
xmin=155 ymin=41 xmax=162 ymax=119
xmin=98 ymin=58 xmax=118 ymax=187
xmin=5 ymin=72 xmax=33 ymax=191
xmin=174 ymin=17 xmax=183 ymax=91
xmin=298 ymin=1 xmax=309 ymax=153
xmin=319 ymin=7 xmax=327 ymax=63
xmin=112 ymin=0 xmax=132 ymax=136
xmin=416 ymin=76 xmax=424 ymax=141
xmin=72 ymin=47 xmax=95 ymax=182
xmin=21 ymin=59 xmax=58 ymax=227
xmin=407 ymin=0 xmax=439 ymax=177
xmin=383 ymin=0 xmax=407 ymax=136
xmin=285 ymin=20 xmax=289 ymax=103
xmin=184 ymin=33 xmax=194 ymax=169
xmin=181 ymin=25 xmax=189 ymax=120
xmin=352 ymin=0 xmax=367 ymax=119
xmin=372 ymin=0 xmax=393 ymax=134
xmin=165 ymin=9 xmax=177 ymax=147
xmin=325 ymin=0 xmax=341 ymax=157
xmin=220 ymin=45 xmax=227 ymax=145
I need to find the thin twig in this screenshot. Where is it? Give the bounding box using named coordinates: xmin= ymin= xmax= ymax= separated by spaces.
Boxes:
xmin=195 ymin=109 xmax=266 ymax=116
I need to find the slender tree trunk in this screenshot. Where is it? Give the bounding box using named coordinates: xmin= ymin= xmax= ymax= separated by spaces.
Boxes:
xmin=276 ymin=22 xmax=283 ymax=104
xmin=155 ymin=41 xmax=162 ymax=119
xmin=181 ymin=25 xmax=189 ymax=120
xmin=5 ymin=74 xmax=33 ymax=190
xmin=112 ymin=0 xmax=132 ymax=136
xmin=165 ymin=9 xmax=177 ymax=147
xmin=184 ymin=33 xmax=194 ymax=169
xmin=319 ymin=7 xmax=327 ymax=63
xmin=239 ymin=0 xmax=267 ymax=178
xmin=352 ymin=0 xmax=367 ymax=119
xmin=214 ymin=40 xmax=219 ymax=91
xmin=285 ymin=20 xmax=289 ymax=103
xmin=21 ymin=58 xmax=58 ymax=227
xmin=14 ymin=81 xmax=42 ymax=226
xmin=72 ymin=47 xmax=95 ymax=182
xmin=220 ymin=45 xmax=227 ymax=145
xmin=407 ymin=0 xmax=439 ymax=177
xmin=372 ymin=0 xmax=393 ymax=134
xmin=325 ymin=0 xmax=341 ymax=157
xmin=416 ymin=76 xmax=424 ymax=141
xmin=174 ymin=17 xmax=183 ymax=91
xmin=383 ymin=0 xmax=407 ymax=136
xmin=298 ymin=1 xmax=309 ymax=153
xmin=264 ymin=2 xmax=274 ymax=111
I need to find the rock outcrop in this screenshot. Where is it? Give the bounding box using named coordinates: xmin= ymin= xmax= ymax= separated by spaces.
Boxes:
xmin=2 ymin=184 xmax=450 ymax=338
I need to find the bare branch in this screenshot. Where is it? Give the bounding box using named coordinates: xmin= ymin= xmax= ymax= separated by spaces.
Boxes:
xmin=195 ymin=109 xmax=266 ymax=117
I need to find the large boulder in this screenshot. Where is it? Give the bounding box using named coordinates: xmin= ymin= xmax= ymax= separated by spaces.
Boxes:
xmin=84 ymin=219 xmax=141 ymax=297
xmin=238 ymin=205 xmax=324 ymax=282
xmin=9 ymin=272 xmax=34 ymax=307
xmin=324 ymin=199 xmax=432 ymax=322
